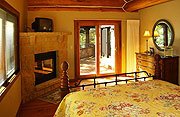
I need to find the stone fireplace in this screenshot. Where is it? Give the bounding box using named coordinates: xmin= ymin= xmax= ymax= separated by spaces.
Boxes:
xmin=20 ymin=32 xmax=71 ymax=103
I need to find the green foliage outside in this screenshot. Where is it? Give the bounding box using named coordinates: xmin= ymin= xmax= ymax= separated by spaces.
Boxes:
xmin=80 ymin=27 xmax=96 ymax=48
xmin=155 ymin=25 xmax=172 ymax=47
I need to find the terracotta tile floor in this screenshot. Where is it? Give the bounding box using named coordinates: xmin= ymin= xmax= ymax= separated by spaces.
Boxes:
xmin=80 ymin=56 xmax=115 ymax=75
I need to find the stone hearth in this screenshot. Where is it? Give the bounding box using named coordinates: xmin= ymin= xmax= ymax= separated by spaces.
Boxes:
xmin=20 ymin=32 xmax=71 ymax=103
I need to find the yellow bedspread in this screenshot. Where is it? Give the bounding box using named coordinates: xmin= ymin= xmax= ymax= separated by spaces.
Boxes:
xmin=54 ymin=80 xmax=180 ymax=117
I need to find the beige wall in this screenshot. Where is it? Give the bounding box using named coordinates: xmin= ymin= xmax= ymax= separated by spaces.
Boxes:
xmin=139 ymin=0 xmax=180 ymax=84
xmin=5 ymin=0 xmax=27 ymax=31
xmin=27 ymin=11 xmax=139 ymax=78
xmin=0 ymin=75 xmax=21 ymax=117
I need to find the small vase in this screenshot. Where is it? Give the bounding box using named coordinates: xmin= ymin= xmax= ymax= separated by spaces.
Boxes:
xmin=164 ymin=46 xmax=173 ymax=57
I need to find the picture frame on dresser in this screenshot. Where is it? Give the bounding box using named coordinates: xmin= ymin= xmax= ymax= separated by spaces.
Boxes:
xmin=149 ymin=47 xmax=154 ymax=55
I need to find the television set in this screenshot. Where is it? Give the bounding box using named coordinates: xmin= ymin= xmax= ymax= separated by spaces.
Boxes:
xmin=32 ymin=18 xmax=53 ymax=32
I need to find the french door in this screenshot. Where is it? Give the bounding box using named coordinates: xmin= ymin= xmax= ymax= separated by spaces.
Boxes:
xmin=74 ymin=20 xmax=121 ymax=78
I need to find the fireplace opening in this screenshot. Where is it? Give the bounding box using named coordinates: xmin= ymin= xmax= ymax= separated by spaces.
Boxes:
xmin=34 ymin=51 xmax=56 ymax=85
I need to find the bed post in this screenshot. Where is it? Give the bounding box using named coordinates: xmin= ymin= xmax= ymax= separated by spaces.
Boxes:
xmin=60 ymin=61 xmax=70 ymax=99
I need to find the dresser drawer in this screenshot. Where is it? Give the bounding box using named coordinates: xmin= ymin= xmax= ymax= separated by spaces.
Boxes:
xmin=136 ymin=53 xmax=154 ymax=62
xmin=136 ymin=59 xmax=155 ymax=69
xmin=136 ymin=53 xmax=155 ymax=75
xmin=137 ymin=64 xmax=155 ymax=75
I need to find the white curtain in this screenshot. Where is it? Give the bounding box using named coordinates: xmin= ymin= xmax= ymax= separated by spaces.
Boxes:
xmin=5 ymin=21 xmax=15 ymax=78
xmin=126 ymin=20 xmax=140 ymax=72
xmin=0 ymin=9 xmax=5 ymax=86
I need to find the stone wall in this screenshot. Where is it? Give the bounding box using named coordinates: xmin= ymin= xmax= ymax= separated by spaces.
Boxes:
xmin=80 ymin=46 xmax=95 ymax=59
xmin=20 ymin=32 xmax=71 ymax=103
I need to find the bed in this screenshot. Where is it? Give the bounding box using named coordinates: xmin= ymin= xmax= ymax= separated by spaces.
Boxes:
xmin=55 ymin=61 xmax=180 ymax=117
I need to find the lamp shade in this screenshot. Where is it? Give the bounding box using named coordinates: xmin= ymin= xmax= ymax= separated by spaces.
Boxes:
xmin=143 ymin=30 xmax=151 ymax=37
xmin=154 ymin=30 xmax=159 ymax=37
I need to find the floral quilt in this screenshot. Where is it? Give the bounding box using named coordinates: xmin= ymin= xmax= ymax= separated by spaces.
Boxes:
xmin=54 ymin=80 xmax=180 ymax=117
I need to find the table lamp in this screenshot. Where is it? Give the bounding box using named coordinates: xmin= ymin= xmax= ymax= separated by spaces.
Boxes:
xmin=143 ymin=30 xmax=151 ymax=53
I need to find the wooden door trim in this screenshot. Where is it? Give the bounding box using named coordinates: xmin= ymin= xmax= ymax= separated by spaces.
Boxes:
xmin=115 ymin=22 xmax=122 ymax=74
xmin=96 ymin=25 xmax=100 ymax=75
xmin=74 ymin=20 xmax=80 ymax=78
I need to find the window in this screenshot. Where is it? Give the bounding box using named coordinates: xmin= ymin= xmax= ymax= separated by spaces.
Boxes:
xmin=0 ymin=3 xmax=19 ymax=86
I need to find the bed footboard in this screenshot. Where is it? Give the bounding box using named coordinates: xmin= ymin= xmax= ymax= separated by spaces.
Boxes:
xmin=60 ymin=61 xmax=155 ymax=98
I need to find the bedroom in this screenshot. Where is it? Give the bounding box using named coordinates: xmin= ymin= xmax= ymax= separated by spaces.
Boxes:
xmin=0 ymin=0 xmax=180 ymax=116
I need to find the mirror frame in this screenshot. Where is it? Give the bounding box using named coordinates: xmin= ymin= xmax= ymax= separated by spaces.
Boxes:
xmin=152 ymin=19 xmax=174 ymax=51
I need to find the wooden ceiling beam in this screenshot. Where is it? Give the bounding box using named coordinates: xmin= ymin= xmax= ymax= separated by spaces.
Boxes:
xmin=28 ymin=0 xmax=125 ymax=7
xmin=27 ymin=0 xmax=173 ymax=12
xmin=28 ymin=7 xmax=124 ymax=12
xmin=124 ymin=0 xmax=173 ymax=12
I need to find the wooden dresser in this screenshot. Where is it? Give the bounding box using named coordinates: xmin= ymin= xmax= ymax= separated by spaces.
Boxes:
xmin=136 ymin=53 xmax=155 ymax=75
xmin=155 ymin=54 xmax=179 ymax=85
xmin=136 ymin=53 xmax=179 ymax=85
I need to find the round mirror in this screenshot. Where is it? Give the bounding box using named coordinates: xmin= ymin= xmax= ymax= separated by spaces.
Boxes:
xmin=152 ymin=19 xmax=174 ymax=51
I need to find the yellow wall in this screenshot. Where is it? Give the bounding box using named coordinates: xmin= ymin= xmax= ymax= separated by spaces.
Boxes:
xmin=139 ymin=0 xmax=180 ymax=84
xmin=0 ymin=75 xmax=21 ymax=117
xmin=27 ymin=11 xmax=139 ymax=78
xmin=5 ymin=0 xmax=27 ymax=31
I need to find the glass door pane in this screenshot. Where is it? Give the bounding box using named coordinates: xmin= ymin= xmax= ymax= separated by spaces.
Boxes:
xmin=100 ymin=25 xmax=115 ymax=74
xmin=80 ymin=26 xmax=96 ymax=75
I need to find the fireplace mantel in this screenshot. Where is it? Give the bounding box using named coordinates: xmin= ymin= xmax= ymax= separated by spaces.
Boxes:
xmin=20 ymin=32 xmax=71 ymax=103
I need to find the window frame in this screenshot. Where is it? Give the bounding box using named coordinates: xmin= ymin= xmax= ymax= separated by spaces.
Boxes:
xmin=0 ymin=0 xmax=20 ymax=87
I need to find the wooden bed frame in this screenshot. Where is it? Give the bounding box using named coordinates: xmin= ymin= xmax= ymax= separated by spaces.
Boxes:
xmin=60 ymin=61 xmax=157 ymax=98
